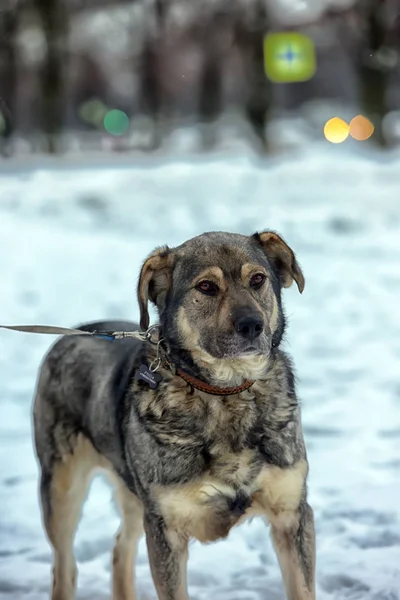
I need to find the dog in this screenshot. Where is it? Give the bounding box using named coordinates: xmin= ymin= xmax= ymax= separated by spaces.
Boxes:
xmin=33 ymin=230 xmax=315 ymax=600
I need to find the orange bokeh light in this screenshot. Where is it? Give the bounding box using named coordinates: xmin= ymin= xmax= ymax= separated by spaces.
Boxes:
xmin=324 ymin=115 xmax=375 ymax=143
xmin=349 ymin=115 xmax=375 ymax=141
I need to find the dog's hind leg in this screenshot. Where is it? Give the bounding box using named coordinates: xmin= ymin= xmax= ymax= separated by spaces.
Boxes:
xmin=112 ymin=480 xmax=144 ymax=600
xmin=39 ymin=435 xmax=98 ymax=600
xmin=270 ymin=501 xmax=316 ymax=600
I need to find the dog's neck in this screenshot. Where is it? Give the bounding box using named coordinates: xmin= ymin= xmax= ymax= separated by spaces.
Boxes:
xmin=158 ymin=332 xmax=269 ymax=394
xmin=160 ymin=340 xmax=210 ymax=381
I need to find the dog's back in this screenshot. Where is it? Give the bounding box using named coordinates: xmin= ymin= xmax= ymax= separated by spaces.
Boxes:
xmin=33 ymin=320 xmax=149 ymax=600
xmin=33 ymin=320 xmax=143 ymax=495
xmin=75 ymin=320 xmax=140 ymax=334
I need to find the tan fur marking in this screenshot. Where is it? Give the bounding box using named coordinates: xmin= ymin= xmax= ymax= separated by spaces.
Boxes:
xmin=154 ymin=460 xmax=308 ymax=544
xmin=46 ymin=435 xmax=144 ymax=600
xmin=47 ymin=435 xmax=102 ymax=600
xmin=257 ymin=231 xmax=305 ymax=293
xmin=252 ymin=459 xmax=308 ymax=522
xmin=270 ymin=293 xmax=279 ymax=336
xmin=193 ymin=266 xmax=225 ymax=289
xmin=272 ymin=532 xmax=315 ymax=600
xmin=177 ymin=307 xmax=269 ymax=385
xmin=176 ymin=550 xmax=189 ymax=600
xmin=111 ymin=479 xmax=144 ymax=600
xmin=138 ymin=247 xmax=173 ymax=330
xmin=153 ymin=479 xmax=239 ymax=543
xmin=178 ymin=305 xmax=202 ymax=349
xmin=271 ymin=503 xmax=316 ymax=600
xmin=241 ymin=263 xmax=268 ymax=281
xmin=138 ymin=251 xmax=169 ymax=305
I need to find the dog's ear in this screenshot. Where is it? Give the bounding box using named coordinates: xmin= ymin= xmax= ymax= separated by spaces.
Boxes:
xmin=253 ymin=231 xmax=305 ymax=293
xmin=137 ymin=245 xmax=175 ymax=330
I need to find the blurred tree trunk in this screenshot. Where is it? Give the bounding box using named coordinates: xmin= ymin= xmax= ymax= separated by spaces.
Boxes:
xmin=240 ymin=2 xmax=271 ymax=151
xmin=6 ymin=0 xmax=137 ymax=16
xmin=137 ymin=0 xmax=166 ymax=150
xmin=358 ymin=0 xmax=388 ymax=146
xmin=198 ymin=40 xmax=222 ymax=149
xmin=154 ymin=0 xmax=166 ymax=22
xmin=139 ymin=37 xmax=162 ymax=149
xmin=244 ymin=39 xmax=271 ymax=150
xmin=0 ymin=6 xmax=18 ymax=153
xmin=33 ymin=0 xmax=68 ymax=153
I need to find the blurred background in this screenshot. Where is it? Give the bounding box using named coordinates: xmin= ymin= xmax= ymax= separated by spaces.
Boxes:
xmin=0 ymin=1 xmax=400 ymax=599
xmin=1 ymin=0 xmax=400 ymax=154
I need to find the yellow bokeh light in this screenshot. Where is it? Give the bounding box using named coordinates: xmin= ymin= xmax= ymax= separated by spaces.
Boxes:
xmin=324 ymin=117 xmax=350 ymax=144
xmin=349 ymin=115 xmax=374 ymax=141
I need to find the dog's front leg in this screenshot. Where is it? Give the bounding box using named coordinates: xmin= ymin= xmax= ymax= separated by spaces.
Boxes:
xmin=144 ymin=514 xmax=189 ymax=600
xmin=270 ymin=501 xmax=316 ymax=600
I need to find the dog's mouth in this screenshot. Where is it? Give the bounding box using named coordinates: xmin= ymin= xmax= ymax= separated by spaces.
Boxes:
xmin=217 ymin=338 xmax=270 ymax=360
xmin=241 ymin=346 xmax=260 ymax=354
xmin=220 ymin=346 xmax=260 ymax=359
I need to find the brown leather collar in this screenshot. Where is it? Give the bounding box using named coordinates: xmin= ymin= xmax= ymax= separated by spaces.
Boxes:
xmin=158 ymin=341 xmax=255 ymax=396
xmin=175 ymin=367 xmax=254 ymax=396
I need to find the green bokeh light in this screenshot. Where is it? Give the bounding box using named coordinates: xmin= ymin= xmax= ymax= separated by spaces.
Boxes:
xmin=79 ymin=99 xmax=108 ymax=127
xmin=104 ymin=109 xmax=130 ymax=136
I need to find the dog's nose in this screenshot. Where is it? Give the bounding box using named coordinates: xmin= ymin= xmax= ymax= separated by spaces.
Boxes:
xmin=234 ymin=313 xmax=264 ymax=342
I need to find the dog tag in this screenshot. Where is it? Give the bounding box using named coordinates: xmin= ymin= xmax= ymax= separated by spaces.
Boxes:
xmin=135 ymin=364 xmax=163 ymax=389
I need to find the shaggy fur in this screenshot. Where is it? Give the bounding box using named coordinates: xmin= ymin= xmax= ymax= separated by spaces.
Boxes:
xmin=33 ymin=230 xmax=315 ymax=600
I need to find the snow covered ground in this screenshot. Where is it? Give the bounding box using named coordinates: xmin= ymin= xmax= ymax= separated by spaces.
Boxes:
xmin=0 ymin=144 xmax=399 ymax=600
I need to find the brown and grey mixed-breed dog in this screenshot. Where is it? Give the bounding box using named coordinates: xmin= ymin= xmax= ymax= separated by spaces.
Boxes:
xmin=33 ymin=230 xmax=316 ymax=600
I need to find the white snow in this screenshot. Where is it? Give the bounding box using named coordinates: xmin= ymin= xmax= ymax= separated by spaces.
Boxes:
xmin=0 ymin=144 xmax=400 ymax=599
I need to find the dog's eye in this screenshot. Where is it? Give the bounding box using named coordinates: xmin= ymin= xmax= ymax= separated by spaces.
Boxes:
xmin=196 ymin=280 xmax=218 ymax=296
xmin=250 ymin=273 xmax=266 ymax=289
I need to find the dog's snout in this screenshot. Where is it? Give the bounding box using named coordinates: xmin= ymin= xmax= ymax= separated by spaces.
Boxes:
xmin=234 ymin=313 xmax=264 ymax=342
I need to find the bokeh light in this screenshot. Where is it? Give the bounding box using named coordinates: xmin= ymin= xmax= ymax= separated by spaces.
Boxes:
xmin=324 ymin=117 xmax=350 ymax=144
xmin=79 ymin=99 xmax=108 ymax=128
xmin=349 ymin=115 xmax=374 ymax=141
xmin=103 ymin=109 xmax=130 ymax=136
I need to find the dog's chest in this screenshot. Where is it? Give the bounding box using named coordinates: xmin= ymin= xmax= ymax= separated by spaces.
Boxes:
xmin=150 ymin=390 xmax=306 ymax=542
xmin=139 ymin=382 xmax=260 ymax=465
xmin=153 ymin=453 xmax=307 ymax=543
xmin=139 ymin=382 xmax=306 ymax=541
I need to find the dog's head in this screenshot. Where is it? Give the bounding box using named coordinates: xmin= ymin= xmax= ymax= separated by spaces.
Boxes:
xmin=137 ymin=231 xmax=304 ymax=384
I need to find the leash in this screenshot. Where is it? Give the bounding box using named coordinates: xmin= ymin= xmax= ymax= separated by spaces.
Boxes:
xmin=0 ymin=324 xmax=92 ymax=336
xmin=0 ymin=324 xmax=157 ymax=342
xmin=0 ymin=323 xmax=254 ymax=396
